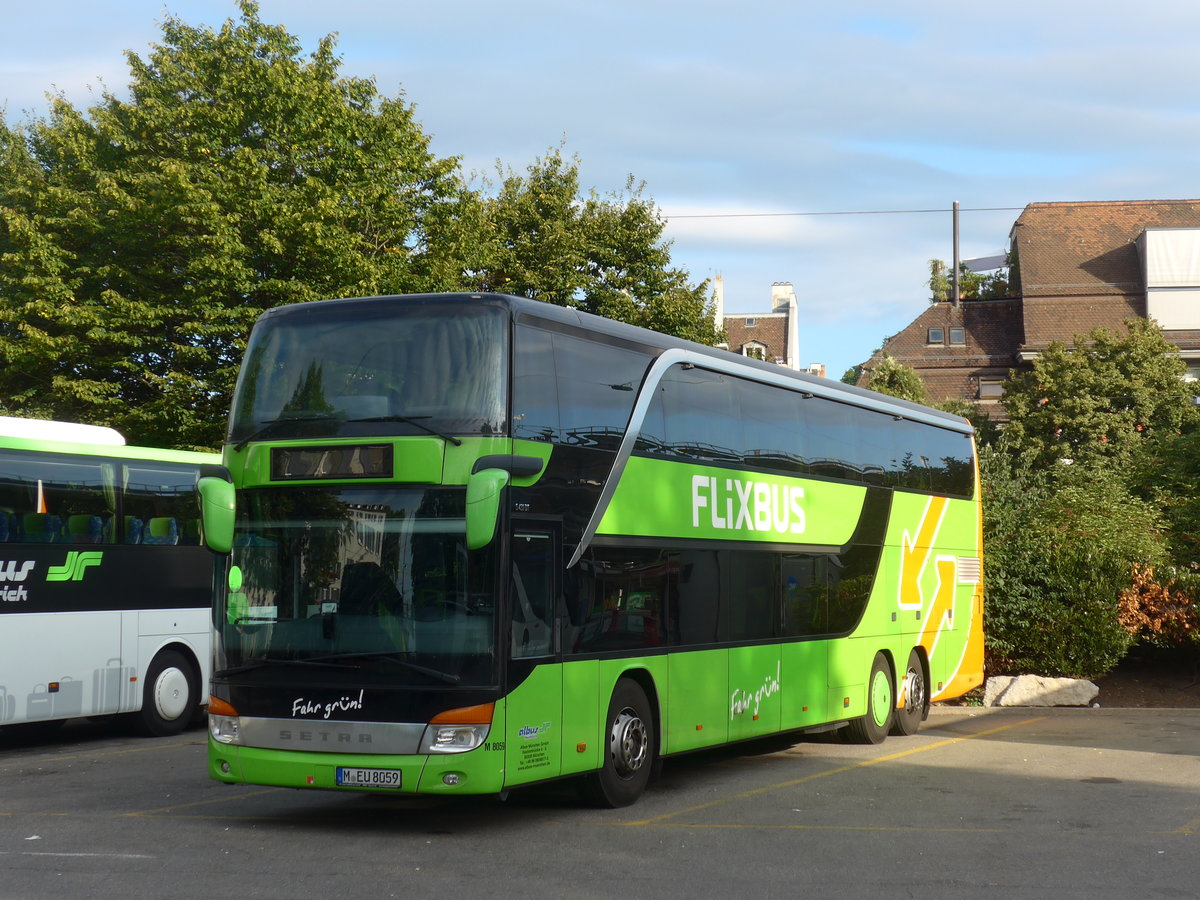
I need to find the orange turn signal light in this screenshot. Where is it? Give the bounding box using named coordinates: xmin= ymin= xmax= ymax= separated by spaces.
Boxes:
xmin=209 ymin=696 xmax=238 ymax=717
xmin=430 ymin=702 xmax=495 ymax=725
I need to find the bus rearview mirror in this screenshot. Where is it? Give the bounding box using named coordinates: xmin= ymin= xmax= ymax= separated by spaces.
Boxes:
xmin=465 ymin=468 xmax=510 ymax=550
xmin=197 ymin=473 xmax=236 ymax=555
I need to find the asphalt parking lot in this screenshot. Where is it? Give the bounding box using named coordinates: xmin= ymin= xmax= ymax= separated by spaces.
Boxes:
xmin=1 ymin=707 xmax=1197 ymax=899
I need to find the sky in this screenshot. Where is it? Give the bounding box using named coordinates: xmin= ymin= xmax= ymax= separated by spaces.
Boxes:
xmin=4 ymin=1 xmax=1200 ymax=380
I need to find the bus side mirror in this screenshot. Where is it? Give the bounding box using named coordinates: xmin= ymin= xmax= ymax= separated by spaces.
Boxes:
xmin=465 ymin=468 xmax=510 ymax=550
xmin=197 ymin=469 xmax=236 ymax=555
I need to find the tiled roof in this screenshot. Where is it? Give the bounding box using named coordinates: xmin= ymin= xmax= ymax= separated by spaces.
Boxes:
xmin=724 ymin=314 xmax=789 ymax=362
xmin=875 ymin=299 xmax=1024 ymax=367
xmin=1015 ymin=199 xmax=1200 ymax=298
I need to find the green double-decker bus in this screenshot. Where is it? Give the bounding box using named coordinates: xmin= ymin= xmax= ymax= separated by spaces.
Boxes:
xmin=202 ymin=293 xmax=983 ymax=806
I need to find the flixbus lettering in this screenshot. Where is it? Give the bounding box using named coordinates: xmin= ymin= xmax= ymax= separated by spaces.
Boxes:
xmin=691 ymin=475 xmax=806 ymax=535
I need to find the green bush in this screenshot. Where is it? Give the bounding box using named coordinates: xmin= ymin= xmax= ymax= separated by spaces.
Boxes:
xmin=982 ymin=445 xmax=1165 ymax=678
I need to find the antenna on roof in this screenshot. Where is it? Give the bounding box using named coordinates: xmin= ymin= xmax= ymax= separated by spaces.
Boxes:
xmin=952 ymin=200 xmax=960 ymax=307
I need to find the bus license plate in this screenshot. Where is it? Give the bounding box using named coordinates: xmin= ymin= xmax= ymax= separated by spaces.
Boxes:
xmin=336 ymin=766 xmax=402 ymax=789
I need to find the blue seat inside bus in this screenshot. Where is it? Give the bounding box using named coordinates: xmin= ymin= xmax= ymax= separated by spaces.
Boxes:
xmin=144 ymin=517 xmax=179 ymax=545
xmin=67 ymin=514 xmax=104 ymax=543
xmin=102 ymin=516 xmax=144 ymax=544
xmin=22 ymin=513 xmax=63 ymax=543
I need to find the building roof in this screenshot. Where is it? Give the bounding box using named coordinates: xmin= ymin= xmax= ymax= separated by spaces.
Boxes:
xmin=1015 ymin=199 xmax=1200 ymax=291
xmin=723 ymin=312 xmax=789 ymax=363
xmin=1014 ymin=200 xmax=1200 ymax=346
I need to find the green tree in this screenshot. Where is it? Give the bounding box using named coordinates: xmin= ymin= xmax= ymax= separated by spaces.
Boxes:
xmin=0 ymin=1 xmax=471 ymax=449
xmin=981 ymin=442 xmax=1165 ymax=678
xmin=858 ymin=353 xmax=930 ymax=404
xmin=1 ymin=5 xmax=720 ymax=451
xmin=1001 ymin=319 xmax=1197 ymax=470
xmin=928 ymin=258 xmax=1010 ymax=303
xmin=1131 ymin=428 xmax=1200 ymax=567
xmin=473 ymin=150 xmax=722 ymax=344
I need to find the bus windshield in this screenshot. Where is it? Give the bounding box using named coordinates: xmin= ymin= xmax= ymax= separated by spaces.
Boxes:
xmin=217 ymin=486 xmax=499 ymax=688
xmin=228 ymin=301 xmax=508 ymax=445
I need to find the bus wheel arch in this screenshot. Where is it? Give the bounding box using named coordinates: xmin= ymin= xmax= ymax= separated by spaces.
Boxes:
xmin=136 ymin=646 xmax=200 ymax=737
xmin=844 ymin=651 xmax=894 ymax=744
xmin=579 ymin=674 xmax=658 ymax=808
xmin=891 ymin=647 xmax=930 ymax=737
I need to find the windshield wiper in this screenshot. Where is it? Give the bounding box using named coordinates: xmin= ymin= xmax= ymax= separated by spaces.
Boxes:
xmin=214 ymin=656 xmax=359 ymax=678
xmin=232 ymin=414 xmax=341 ymax=452
xmin=306 ymin=651 xmax=462 ymax=684
xmin=346 ymin=415 xmax=463 ymax=446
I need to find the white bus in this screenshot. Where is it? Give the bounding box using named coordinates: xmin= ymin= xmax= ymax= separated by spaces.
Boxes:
xmin=0 ymin=417 xmax=218 ymax=736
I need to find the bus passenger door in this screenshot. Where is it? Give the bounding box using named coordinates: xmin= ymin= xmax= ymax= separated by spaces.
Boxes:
xmin=504 ymin=527 xmax=563 ymax=787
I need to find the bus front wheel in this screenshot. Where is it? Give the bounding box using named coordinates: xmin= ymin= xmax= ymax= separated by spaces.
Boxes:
xmin=579 ymin=679 xmax=655 ymax=808
xmin=137 ymin=649 xmax=197 ymax=737
xmin=844 ymin=653 xmax=893 ymax=744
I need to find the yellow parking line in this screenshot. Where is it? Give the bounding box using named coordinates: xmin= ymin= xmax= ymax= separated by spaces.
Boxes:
xmin=123 ymin=787 xmax=286 ymax=817
xmin=1170 ymin=816 xmax=1200 ymax=835
xmin=624 ymin=716 xmax=1047 ymax=827
xmin=0 ymin=739 xmax=203 ymax=770
xmin=642 ymin=822 xmax=1003 ymax=833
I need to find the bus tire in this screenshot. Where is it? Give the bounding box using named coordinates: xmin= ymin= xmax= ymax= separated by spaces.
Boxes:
xmin=579 ymin=679 xmax=655 ymax=808
xmin=844 ymin=653 xmax=893 ymax=745
xmin=137 ymin=649 xmax=197 ymax=737
xmin=890 ymin=649 xmax=928 ymax=737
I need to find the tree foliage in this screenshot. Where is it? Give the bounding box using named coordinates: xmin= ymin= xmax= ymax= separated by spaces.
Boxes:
xmin=1001 ymin=319 xmax=1197 ymax=470
xmin=471 ymin=150 xmax=722 ymax=345
xmin=980 ymin=442 xmax=1165 ymax=678
xmin=927 ymin=258 xmax=1010 ymax=303
xmin=858 ymin=353 xmax=930 ymax=405
xmin=0 ymin=2 xmax=470 ymax=448
xmin=0 ymin=3 xmax=717 ymax=449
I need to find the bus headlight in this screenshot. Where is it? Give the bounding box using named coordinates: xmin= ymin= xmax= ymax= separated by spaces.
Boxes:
xmin=209 ymin=714 xmax=241 ymax=745
xmin=419 ymin=723 xmax=489 ymax=754
xmin=419 ymin=702 xmax=494 ymax=754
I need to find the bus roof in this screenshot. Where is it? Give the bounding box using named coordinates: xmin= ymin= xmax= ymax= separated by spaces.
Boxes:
xmin=0 ymin=417 xmax=218 ymax=464
xmin=0 ymin=416 xmax=126 ymax=446
xmin=253 ymin=293 xmax=973 ymax=434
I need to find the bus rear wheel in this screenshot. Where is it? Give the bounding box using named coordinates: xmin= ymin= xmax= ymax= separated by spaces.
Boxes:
xmin=579 ymin=679 xmax=655 ymax=808
xmin=890 ymin=649 xmax=928 ymax=737
xmin=136 ymin=649 xmax=197 ymax=737
xmin=844 ymin=653 xmax=893 ymax=744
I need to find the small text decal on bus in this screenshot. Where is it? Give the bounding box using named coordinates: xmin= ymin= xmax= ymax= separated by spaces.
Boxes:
xmin=730 ymin=661 xmax=782 ymax=720
xmin=0 ymin=560 xmax=35 ymax=602
xmin=291 ymin=689 xmax=365 ymax=719
xmin=691 ymin=475 xmax=806 ymax=535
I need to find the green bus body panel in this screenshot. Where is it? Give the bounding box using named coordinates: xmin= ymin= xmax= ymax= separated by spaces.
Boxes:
xmin=780 ymin=640 xmax=830 ymax=729
xmin=503 ymin=664 xmax=563 ymax=785
xmin=597 ymin=457 xmax=867 ymax=545
xmin=666 ymin=649 xmax=729 ymax=753
xmin=562 ymin=660 xmax=601 ymax=775
xmin=727 ymin=645 xmax=783 ymax=742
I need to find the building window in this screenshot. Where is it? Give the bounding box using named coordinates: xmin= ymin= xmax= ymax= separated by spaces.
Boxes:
xmin=742 ymin=342 xmax=768 ymax=361
xmin=927 ymin=327 xmax=944 ymax=344
xmin=978 ymin=378 xmax=1004 ymax=400
xmin=949 ymin=327 xmax=965 ymax=345
xmin=744 ymin=317 xmax=757 ymax=327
